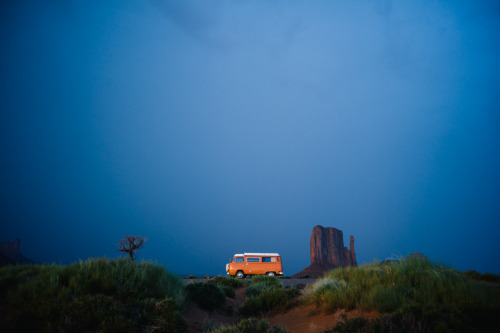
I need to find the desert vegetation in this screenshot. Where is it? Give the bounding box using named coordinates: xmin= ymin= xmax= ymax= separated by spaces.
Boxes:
xmin=0 ymin=258 xmax=187 ymax=332
xmin=239 ymin=275 xmax=300 ymax=317
xmin=185 ymin=282 xmax=227 ymax=310
xmin=118 ymin=235 xmax=146 ymax=261
xmin=307 ymin=257 xmax=500 ymax=332
xmin=1 ymin=256 xmax=499 ymax=332
xmin=209 ymin=317 xmax=289 ymax=333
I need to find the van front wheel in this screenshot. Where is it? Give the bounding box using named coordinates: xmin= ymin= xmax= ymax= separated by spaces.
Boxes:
xmin=236 ymin=271 xmax=245 ymax=279
xmin=266 ymin=272 xmax=275 ymax=277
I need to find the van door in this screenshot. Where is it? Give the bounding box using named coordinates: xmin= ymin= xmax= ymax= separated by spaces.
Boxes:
xmin=245 ymin=256 xmax=261 ymax=274
xmin=262 ymin=256 xmax=278 ymax=274
xmin=231 ymin=256 xmax=244 ymax=275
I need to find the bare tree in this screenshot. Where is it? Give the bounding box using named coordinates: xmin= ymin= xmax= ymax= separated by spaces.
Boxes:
xmin=118 ymin=235 xmax=146 ymax=261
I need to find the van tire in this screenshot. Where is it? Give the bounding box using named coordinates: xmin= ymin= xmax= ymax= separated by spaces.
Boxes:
xmin=236 ymin=271 xmax=245 ymax=279
xmin=266 ymin=272 xmax=275 ymax=277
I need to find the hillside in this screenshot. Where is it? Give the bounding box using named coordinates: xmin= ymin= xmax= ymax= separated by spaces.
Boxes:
xmin=1 ymin=257 xmax=499 ymax=332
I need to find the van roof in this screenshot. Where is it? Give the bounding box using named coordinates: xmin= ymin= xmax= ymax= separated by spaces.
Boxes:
xmin=233 ymin=253 xmax=280 ymax=256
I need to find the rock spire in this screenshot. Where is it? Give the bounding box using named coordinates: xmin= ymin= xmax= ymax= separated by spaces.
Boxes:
xmin=292 ymin=225 xmax=357 ymax=278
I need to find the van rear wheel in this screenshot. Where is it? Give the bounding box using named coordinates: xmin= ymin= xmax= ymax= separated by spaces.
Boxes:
xmin=236 ymin=271 xmax=245 ymax=279
xmin=266 ymin=272 xmax=275 ymax=277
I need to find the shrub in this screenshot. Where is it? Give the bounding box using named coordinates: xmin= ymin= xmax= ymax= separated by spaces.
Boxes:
xmin=210 ymin=318 xmax=289 ymax=333
xmin=324 ymin=304 xmax=467 ymax=333
xmin=309 ymin=257 xmax=500 ymax=331
xmin=219 ymin=284 xmax=236 ymax=298
xmin=207 ymin=276 xmax=244 ymax=298
xmin=0 ymin=258 xmax=187 ymax=332
xmin=245 ymin=276 xmax=283 ymax=298
xmin=239 ymin=276 xmax=299 ymax=316
xmin=463 ymin=270 xmax=500 ymax=284
xmin=237 ymin=317 xmax=289 ymax=333
xmin=239 ymin=287 xmax=299 ymax=316
xmin=210 ymin=276 xmax=245 ymax=289
xmin=247 ymin=275 xmax=282 ymax=288
xmin=370 ymin=285 xmax=404 ymax=312
xmin=185 ymin=282 xmax=226 ymax=310
xmin=211 ymin=328 xmax=239 ymax=333
xmin=63 ymin=294 xmax=133 ymax=332
xmin=245 ymin=282 xmax=270 ymax=298
xmin=140 ymin=297 xmax=187 ymax=333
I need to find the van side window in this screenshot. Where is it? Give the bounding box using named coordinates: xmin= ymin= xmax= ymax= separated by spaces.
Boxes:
xmin=263 ymin=257 xmax=277 ymax=262
xmin=246 ymin=257 xmax=260 ymax=263
xmin=234 ymin=257 xmax=244 ymax=263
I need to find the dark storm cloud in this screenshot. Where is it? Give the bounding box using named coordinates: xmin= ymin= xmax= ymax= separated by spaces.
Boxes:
xmin=150 ymin=0 xmax=214 ymax=41
xmin=1 ymin=0 xmax=499 ymax=275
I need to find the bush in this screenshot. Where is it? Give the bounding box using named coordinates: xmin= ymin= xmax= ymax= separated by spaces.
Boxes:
xmin=245 ymin=276 xmax=283 ymax=298
xmin=247 ymin=275 xmax=282 ymax=288
xmin=239 ymin=287 xmax=299 ymax=316
xmin=370 ymin=285 xmax=405 ymax=312
xmin=239 ymin=276 xmax=299 ymax=316
xmin=206 ymin=276 xmax=244 ymax=299
xmin=210 ymin=276 xmax=245 ymax=289
xmin=245 ymin=282 xmax=270 ymax=298
xmin=185 ymin=282 xmax=226 ymax=310
xmin=325 ymin=304 xmax=467 ymax=333
xmin=218 ymin=284 xmax=236 ymax=298
xmin=63 ymin=294 xmax=133 ymax=333
xmin=196 ymin=276 xmax=246 ymax=300
xmin=210 ymin=318 xmax=289 ymax=333
xmin=309 ymin=257 xmax=500 ymax=331
xmin=463 ymin=270 xmax=500 ymax=284
xmin=140 ymin=297 xmax=188 ymax=333
xmin=0 ymin=258 xmax=187 ymax=332
xmin=237 ymin=317 xmax=289 ymax=333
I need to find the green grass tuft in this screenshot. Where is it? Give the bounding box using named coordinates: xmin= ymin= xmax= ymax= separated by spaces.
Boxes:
xmin=0 ymin=258 xmax=187 ymax=332
xmin=239 ymin=287 xmax=300 ymax=317
xmin=308 ymin=257 xmax=500 ymax=331
xmin=210 ymin=317 xmax=289 ymax=333
xmin=209 ymin=276 xmax=245 ymax=289
xmin=185 ymin=282 xmax=226 ymax=310
xmin=463 ymin=270 xmax=500 ymax=284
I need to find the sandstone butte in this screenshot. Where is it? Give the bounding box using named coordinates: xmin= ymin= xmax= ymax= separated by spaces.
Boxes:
xmin=0 ymin=238 xmax=34 ymax=267
xmin=292 ymin=225 xmax=357 ymax=278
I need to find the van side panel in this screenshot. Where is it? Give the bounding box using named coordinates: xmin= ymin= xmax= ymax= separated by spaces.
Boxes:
xmin=227 ymin=253 xmax=283 ymax=276
xmin=228 ymin=257 xmax=245 ymax=276
xmin=245 ymin=256 xmax=281 ymax=275
xmin=245 ymin=256 xmax=260 ymax=275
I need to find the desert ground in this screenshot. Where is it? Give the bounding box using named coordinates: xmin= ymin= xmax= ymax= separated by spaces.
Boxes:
xmin=182 ymin=278 xmax=377 ymax=333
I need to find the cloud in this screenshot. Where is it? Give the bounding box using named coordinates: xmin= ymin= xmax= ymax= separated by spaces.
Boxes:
xmin=150 ymin=0 xmax=220 ymax=44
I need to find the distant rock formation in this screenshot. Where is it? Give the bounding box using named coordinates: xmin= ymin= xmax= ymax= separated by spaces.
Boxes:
xmin=407 ymin=252 xmax=427 ymax=260
xmin=0 ymin=238 xmax=34 ymax=267
xmin=292 ymin=225 xmax=357 ymax=278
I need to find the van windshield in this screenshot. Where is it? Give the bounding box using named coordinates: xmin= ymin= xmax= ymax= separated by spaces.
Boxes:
xmin=233 ymin=257 xmax=244 ymax=263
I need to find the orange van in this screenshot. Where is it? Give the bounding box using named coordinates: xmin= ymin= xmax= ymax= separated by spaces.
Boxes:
xmin=226 ymin=253 xmax=284 ymax=278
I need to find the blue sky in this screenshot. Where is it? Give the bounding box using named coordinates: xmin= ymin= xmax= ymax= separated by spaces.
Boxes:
xmin=1 ymin=0 xmax=499 ymax=276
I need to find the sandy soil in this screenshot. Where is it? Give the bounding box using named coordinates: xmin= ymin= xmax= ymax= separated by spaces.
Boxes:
xmin=266 ymin=304 xmax=378 ymax=333
xmin=184 ymin=287 xmax=246 ymax=333
xmin=183 ymin=285 xmax=378 ymax=333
